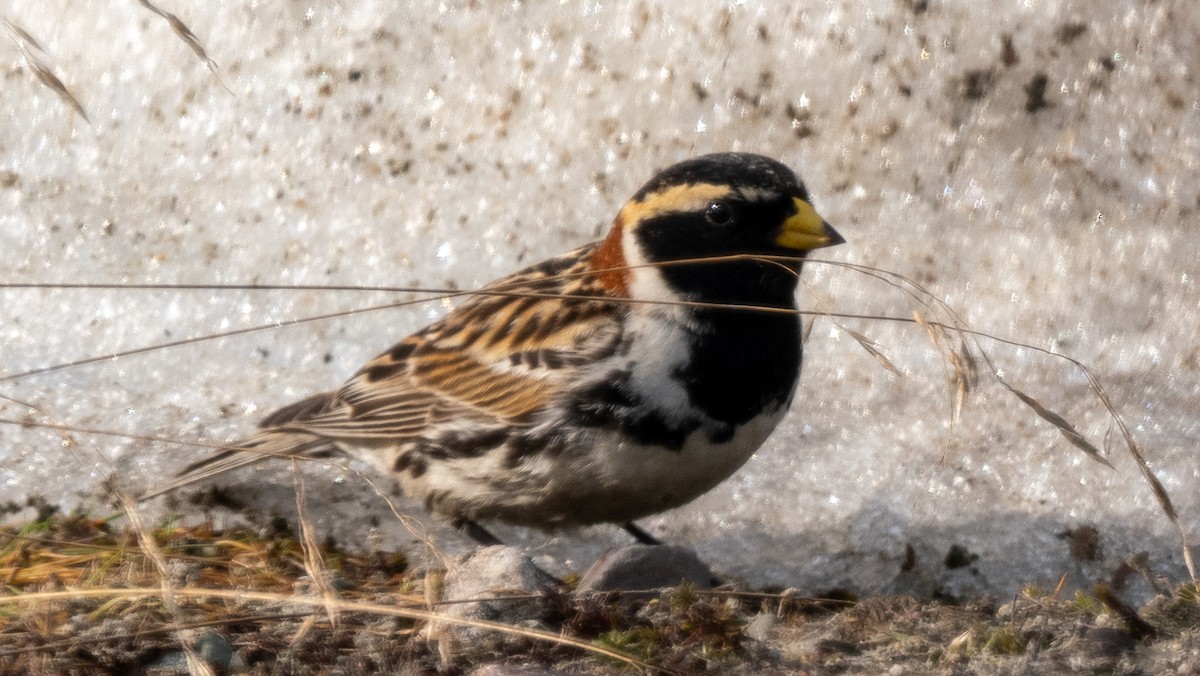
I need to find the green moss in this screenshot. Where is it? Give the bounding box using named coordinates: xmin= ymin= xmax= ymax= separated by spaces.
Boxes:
xmin=984 ymin=626 xmax=1022 ymax=655
xmin=596 ymin=627 xmax=660 ymax=661
xmin=1068 ymin=590 xmax=1101 ymax=617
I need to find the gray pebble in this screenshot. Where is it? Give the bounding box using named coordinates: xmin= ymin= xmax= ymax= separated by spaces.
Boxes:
xmin=576 ymin=544 xmax=713 ymax=592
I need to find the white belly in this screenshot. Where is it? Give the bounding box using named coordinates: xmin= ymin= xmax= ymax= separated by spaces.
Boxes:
xmin=377 ymin=403 xmax=788 ymax=528
xmin=576 ymin=406 xmax=786 ymax=517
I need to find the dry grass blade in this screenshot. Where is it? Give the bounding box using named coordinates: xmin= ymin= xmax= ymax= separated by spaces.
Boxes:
xmin=292 ymin=463 xmax=339 ymax=631
xmin=0 ymin=392 xmax=39 ymax=409
xmin=912 ymin=309 xmax=975 ymax=422
xmin=0 ymin=587 xmax=662 ymax=673
xmin=0 ymin=416 xmax=251 ymax=454
xmin=954 ymin=336 xmax=979 ymax=421
xmin=1 ymin=16 xmax=89 ymax=123
xmin=1074 ymin=364 xmax=1196 ymax=581
xmin=911 ymin=308 xmax=945 ymax=350
xmin=0 ymin=295 xmax=442 ymax=384
xmin=1001 ymin=382 xmax=1112 ymax=469
xmin=802 ymin=316 xmax=817 ymax=342
xmin=841 ymin=326 xmax=902 ymax=376
xmin=424 ymin=564 xmax=455 ymax=667
xmin=0 ymin=15 xmax=42 ymax=50
xmin=952 ymin=370 xmax=968 ymax=423
xmin=0 ymin=255 xmax=803 ymax=386
xmin=0 ymin=274 xmax=661 ymax=384
xmin=135 ymin=0 xmax=218 ymax=73
xmin=957 ymin=336 xmax=980 ymax=384
xmin=811 ymin=259 xmax=1193 ymax=579
xmin=796 ymin=273 xmax=901 ymax=377
xmin=819 ymin=259 xmax=1118 ymax=466
xmin=116 ymin=491 xmax=214 ymax=676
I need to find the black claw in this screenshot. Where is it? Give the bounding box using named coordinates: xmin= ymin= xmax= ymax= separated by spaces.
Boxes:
xmin=623 ymin=522 xmax=663 ymax=546
xmin=455 ymin=518 xmax=504 ymax=546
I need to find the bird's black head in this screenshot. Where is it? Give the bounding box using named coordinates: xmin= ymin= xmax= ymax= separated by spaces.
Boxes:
xmin=618 ymin=153 xmax=844 ymax=307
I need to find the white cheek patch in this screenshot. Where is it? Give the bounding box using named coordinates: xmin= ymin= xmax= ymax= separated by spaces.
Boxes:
xmin=621 ymin=223 xmax=680 ymax=304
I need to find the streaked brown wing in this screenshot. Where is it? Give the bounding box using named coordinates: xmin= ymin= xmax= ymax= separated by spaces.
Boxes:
xmin=265 ymin=244 xmax=625 ymax=443
xmin=281 ymin=342 xmax=553 ymax=440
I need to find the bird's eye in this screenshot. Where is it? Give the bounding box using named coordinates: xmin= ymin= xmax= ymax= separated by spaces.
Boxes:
xmin=705 ymin=201 xmax=733 ymax=225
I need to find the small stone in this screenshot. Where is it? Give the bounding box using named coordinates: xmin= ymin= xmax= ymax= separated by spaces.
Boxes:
xmin=195 ymin=630 xmax=238 ymax=670
xmin=144 ymin=633 xmax=246 ymax=676
xmin=145 ymin=650 xmax=188 ymax=674
xmin=438 ymin=546 xmax=558 ymax=641
xmin=576 ymin=544 xmax=713 ymax=592
xmin=744 ymin=612 xmax=776 ymax=642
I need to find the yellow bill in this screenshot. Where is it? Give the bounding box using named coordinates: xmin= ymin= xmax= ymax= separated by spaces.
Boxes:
xmin=775 ymin=197 xmax=844 ymax=250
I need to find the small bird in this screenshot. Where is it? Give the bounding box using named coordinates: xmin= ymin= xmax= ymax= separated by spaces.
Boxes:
xmin=150 ymin=153 xmax=843 ymax=545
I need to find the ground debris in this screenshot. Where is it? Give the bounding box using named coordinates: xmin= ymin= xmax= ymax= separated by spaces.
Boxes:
xmin=2 ymin=513 xmax=1198 ymax=674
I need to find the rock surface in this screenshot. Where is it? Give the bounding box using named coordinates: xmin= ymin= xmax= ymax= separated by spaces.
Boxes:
xmin=576 ymin=544 xmax=714 ymax=592
xmin=437 ymin=546 xmax=559 ymax=643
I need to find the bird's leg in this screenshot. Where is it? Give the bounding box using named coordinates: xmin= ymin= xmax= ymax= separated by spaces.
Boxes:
xmin=454 ymin=518 xmax=504 ymax=546
xmin=623 ymin=522 xmax=663 ymax=546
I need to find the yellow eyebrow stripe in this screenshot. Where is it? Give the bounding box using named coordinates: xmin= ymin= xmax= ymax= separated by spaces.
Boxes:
xmin=617 ymin=182 xmax=733 ymax=225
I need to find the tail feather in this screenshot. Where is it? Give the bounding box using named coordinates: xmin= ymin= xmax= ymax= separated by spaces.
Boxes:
xmin=139 ymin=429 xmax=338 ymax=501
